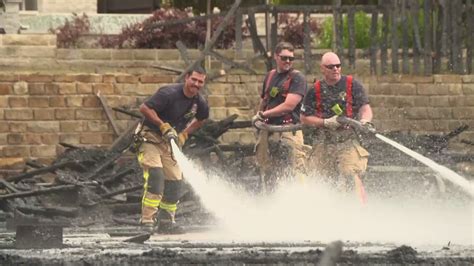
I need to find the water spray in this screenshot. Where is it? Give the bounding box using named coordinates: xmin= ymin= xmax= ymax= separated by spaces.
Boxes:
xmin=337 ymin=117 xmax=474 ymax=198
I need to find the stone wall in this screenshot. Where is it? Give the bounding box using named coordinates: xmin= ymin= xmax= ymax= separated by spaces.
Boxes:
xmin=0 ymin=34 xmax=370 ymax=74
xmin=0 ymin=72 xmax=473 ymax=169
xmin=0 ymin=35 xmax=473 ymax=168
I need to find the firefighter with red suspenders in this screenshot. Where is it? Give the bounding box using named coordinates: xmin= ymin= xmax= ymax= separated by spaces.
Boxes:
xmin=300 ymin=52 xmax=373 ymax=203
xmin=252 ymin=42 xmax=308 ymax=192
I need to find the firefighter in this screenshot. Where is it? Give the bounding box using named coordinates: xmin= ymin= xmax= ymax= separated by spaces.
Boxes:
xmin=252 ymin=41 xmax=308 ymax=192
xmin=137 ymin=66 xmax=209 ymax=233
xmin=300 ymin=52 xmax=373 ymax=202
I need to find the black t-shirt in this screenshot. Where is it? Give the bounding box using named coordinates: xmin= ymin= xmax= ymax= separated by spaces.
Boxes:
xmin=301 ymin=75 xmax=369 ymax=119
xmin=143 ymin=84 xmax=209 ymax=132
xmin=260 ymin=69 xmax=307 ymax=124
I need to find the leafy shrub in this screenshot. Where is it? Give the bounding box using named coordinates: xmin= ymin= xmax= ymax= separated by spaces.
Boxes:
xmin=49 ymin=13 xmax=91 ymax=48
xmin=318 ymin=10 xmax=425 ymax=49
xmin=318 ymin=11 xmax=376 ymax=49
xmin=99 ymin=8 xmax=238 ymax=49
xmin=278 ymin=13 xmax=321 ymax=48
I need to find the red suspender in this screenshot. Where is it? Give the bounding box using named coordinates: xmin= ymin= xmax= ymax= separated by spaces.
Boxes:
xmin=314 ymin=75 xmax=353 ymax=118
xmin=346 ymin=75 xmax=353 ymax=117
xmin=263 ymin=69 xmax=277 ymax=102
xmin=314 ymin=80 xmax=323 ymax=117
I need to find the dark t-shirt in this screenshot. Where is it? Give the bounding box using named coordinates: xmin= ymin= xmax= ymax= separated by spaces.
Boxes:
xmin=301 ymin=75 xmax=369 ymax=119
xmin=143 ymin=84 xmax=209 ymax=132
xmin=260 ymin=69 xmax=307 ymax=124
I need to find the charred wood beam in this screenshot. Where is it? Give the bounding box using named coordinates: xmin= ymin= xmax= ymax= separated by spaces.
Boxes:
xmin=219 ymin=144 xmax=255 ymax=155
xmin=176 ymin=40 xmax=192 ymax=66
xmin=108 ymin=202 xmax=140 ymax=214
xmin=97 ymin=90 xmax=120 ymax=136
xmin=229 ymin=120 xmax=252 ymax=129
xmin=111 ymin=107 xmax=142 ymax=119
xmin=7 ymin=160 xmax=83 ymax=183
xmin=101 ymin=185 xmax=142 ymax=199
xmin=235 ymin=9 xmax=243 ymax=57
xmin=16 ymin=206 xmax=79 ymax=218
xmin=175 ymin=0 xmax=242 ymax=82
xmin=0 ymin=179 xmax=19 ymax=193
xmin=0 ymin=185 xmax=77 ymax=200
xmin=109 ymin=120 xmax=140 ymax=153
xmin=443 ymin=124 xmax=469 ymax=140
xmin=208 ymin=54 xmax=265 ymax=82
xmin=25 ymin=160 xmax=46 ymax=169
xmin=461 ymin=139 xmax=474 ymax=146
xmin=247 ymin=7 xmax=271 ymax=71
xmin=152 ymin=65 xmax=183 ymax=74
xmin=59 ymin=142 xmax=79 ymax=149
xmin=83 ymin=152 xmax=123 ymax=180
xmin=206 ymin=49 xmax=257 ymax=74
xmin=101 ymin=168 xmax=135 ymax=186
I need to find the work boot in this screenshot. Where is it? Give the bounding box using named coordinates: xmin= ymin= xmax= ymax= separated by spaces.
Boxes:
xmin=140 ymin=192 xmax=161 ymax=233
xmin=156 ymin=209 xmax=185 ymax=235
xmin=139 ymin=203 xmax=159 ymax=233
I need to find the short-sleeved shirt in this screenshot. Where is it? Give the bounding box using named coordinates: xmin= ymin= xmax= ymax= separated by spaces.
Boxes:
xmin=261 ymin=69 xmax=307 ymax=124
xmin=143 ymin=84 xmax=209 ymax=133
xmin=301 ymin=75 xmax=369 ymax=119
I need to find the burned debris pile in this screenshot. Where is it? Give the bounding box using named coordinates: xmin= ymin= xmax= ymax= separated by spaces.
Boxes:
xmin=0 ymin=115 xmax=258 ymax=230
xmin=0 ymin=114 xmax=472 ymax=230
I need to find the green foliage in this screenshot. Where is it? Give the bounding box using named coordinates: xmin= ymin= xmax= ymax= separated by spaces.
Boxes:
xmin=318 ymin=11 xmax=377 ymax=49
xmin=318 ymin=9 xmax=426 ymax=50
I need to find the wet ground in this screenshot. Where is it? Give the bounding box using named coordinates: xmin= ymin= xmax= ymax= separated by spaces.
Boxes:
xmin=0 ymin=224 xmax=472 ymax=265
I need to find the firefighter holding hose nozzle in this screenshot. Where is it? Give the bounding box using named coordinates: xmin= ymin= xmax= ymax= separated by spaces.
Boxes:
xmin=252 ymin=42 xmax=308 ymax=192
xmin=136 ymin=66 xmax=209 ymax=233
xmin=300 ymin=52 xmax=373 ymax=204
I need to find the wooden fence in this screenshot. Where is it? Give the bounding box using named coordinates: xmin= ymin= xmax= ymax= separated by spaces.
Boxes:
xmin=149 ymin=0 xmax=473 ymax=76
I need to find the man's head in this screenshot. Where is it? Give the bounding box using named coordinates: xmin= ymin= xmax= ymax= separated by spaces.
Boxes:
xmin=184 ymin=66 xmax=207 ymax=97
xmin=320 ymin=52 xmax=342 ymax=85
xmin=274 ymin=42 xmax=295 ymax=72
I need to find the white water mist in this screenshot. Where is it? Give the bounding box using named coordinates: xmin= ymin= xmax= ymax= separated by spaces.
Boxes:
xmin=171 ymin=142 xmax=472 ymax=246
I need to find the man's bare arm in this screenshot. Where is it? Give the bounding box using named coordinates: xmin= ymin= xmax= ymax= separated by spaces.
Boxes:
xmin=262 ymin=93 xmax=302 ymax=118
xmin=139 ymin=103 xmax=164 ymax=127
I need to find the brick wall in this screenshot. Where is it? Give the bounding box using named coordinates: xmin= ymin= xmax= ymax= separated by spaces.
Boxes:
xmin=1 ymin=72 xmax=473 ymax=169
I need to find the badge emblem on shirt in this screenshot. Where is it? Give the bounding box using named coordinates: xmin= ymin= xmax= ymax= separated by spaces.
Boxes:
xmin=269 ymin=87 xmax=279 ymax=97
xmin=184 ymin=103 xmax=197 ymax=119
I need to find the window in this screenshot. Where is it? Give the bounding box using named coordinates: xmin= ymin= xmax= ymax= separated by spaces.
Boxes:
xmin=20 ymin=0 xmax=38 ymax=11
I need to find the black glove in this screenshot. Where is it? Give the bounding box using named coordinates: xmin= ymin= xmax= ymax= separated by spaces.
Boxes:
xmin=252 ymin=111 xmax=265 ymax=125
xmin=159 ymin=123 xmax=178 ymax=143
